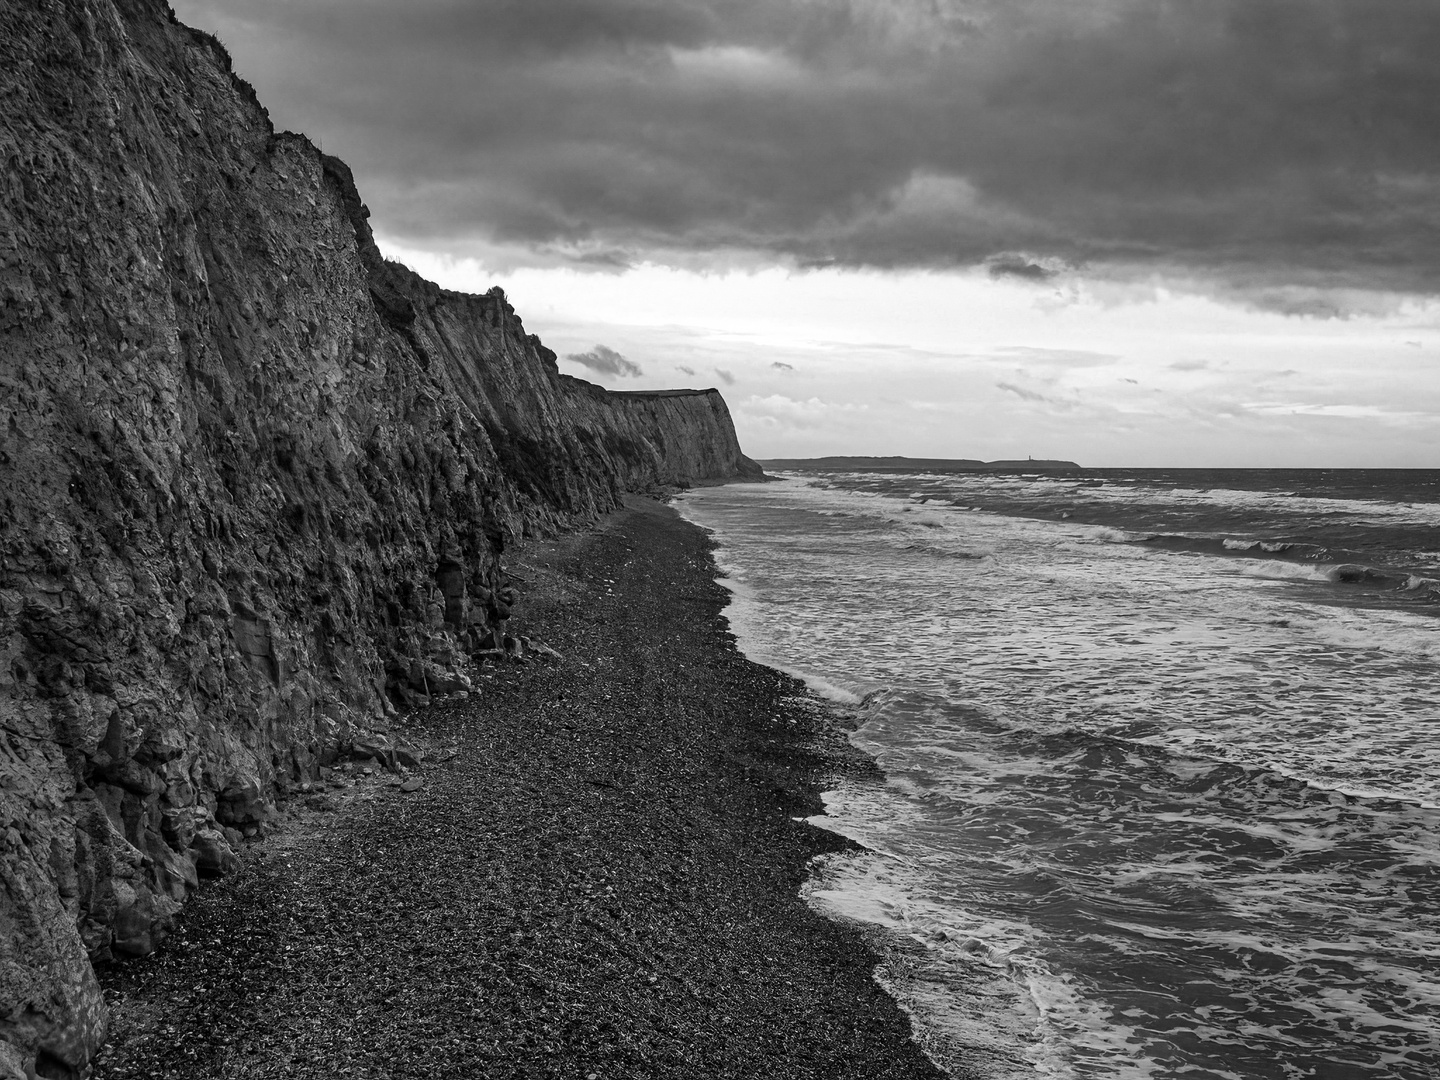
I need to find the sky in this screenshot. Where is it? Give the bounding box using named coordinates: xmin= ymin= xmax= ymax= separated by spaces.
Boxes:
xmin=173 ymin=0 xmax=1440 ymax=467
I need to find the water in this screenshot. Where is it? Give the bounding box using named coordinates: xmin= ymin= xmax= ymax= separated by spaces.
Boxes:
xmin=675 ymin=469 xmax=1440 ymax=1080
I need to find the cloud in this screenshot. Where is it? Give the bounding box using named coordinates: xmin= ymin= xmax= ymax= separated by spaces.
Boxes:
xmin=994 ymin=379 xmax=1088 ymax=412
xmin=573 ymin=250 xmax=635 ymax=270
xmin=771 ymin=361 xmax=795 ymax=370
xmin=994 ymin=345 xmax=1119 ymax=367
xmin=175 ymin=0 xmax=1440 ymax=301
xmin=676 ymin=364 xmax=696 ymax=375
xmin=986 ymin=252 xmax=1063 ymax=281
xmin=1169 ymin=359 xmax=1211 ymax=372
xmin=564 ymin=344 xmax=643 ymax=377
xmin=714 ymin=367 xmax=736 ymax=385
xmin=736 ymin=393 xmax=866 ymax=430
xmin=995 ymin=381 xmax=1053 ymax=403
xmin=1241 ymin=401 xmax=1432 ymax=424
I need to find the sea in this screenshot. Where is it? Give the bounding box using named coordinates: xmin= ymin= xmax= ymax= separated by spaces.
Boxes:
xmin=674 ymin=468 xmax=1440 ymax=1080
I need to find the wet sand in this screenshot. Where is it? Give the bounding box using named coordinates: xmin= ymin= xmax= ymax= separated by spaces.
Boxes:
xmin=93 ymin=497 xmax=949 ymax=1079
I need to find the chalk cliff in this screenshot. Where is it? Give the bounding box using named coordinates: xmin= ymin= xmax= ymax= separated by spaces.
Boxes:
xmin=0 ymin=1 xmax=760 ymax=1074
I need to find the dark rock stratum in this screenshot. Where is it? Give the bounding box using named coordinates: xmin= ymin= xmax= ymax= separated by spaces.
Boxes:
xmin=0 ymin=1 xmax=761 ymax=1074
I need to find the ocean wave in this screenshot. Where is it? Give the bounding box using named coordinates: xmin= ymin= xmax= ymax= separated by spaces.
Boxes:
xmin=1327 ymin=562 xmax=1394 ymax=584
xmin=1236 ymin=559 xmax=1407 ymax=587
xmin=1221 ymin=538 xmax=1294 ymax=553
xmin=1139 ymin=532 xmax=1329 ymax=563
xmin=900 ymin=541 xmax=987 ymax=560
xmin=1239 ymin=559 xmax=1348 ymax=584
xmin=785 ymin=668 xmax=869 ymax=705
xmin=1308 ymin=612 xmax=1440 ymax=665
xmin=907 ymin=704 xmax=1440 ymax=814
xmin=802 ymin=845 xmax=1134 ymax=1080
xmin=1075 ymin=525 xmax=1142 ymax=544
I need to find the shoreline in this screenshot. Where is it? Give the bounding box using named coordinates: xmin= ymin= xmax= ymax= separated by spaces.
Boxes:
xmin=92 ymin=497 xmax=951 ymax=1079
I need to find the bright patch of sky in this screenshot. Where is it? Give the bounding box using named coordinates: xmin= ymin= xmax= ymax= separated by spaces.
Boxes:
xmin=382 ymin=239 xmax=1440 ymax=467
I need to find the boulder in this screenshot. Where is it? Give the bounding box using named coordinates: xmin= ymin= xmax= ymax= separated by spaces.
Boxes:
xmin=351 ymin=735 xmax=397 ymax=771
xmin=190 ymin=829 xmax=240 ymax=879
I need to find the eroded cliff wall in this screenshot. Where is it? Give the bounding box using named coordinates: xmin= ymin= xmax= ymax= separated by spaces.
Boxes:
xmin=0 ymin=1 xmax=760 ymax=1074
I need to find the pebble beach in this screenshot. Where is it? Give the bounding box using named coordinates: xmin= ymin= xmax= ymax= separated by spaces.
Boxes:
xmin=92 ymin=497 xmax=949 ymax=1080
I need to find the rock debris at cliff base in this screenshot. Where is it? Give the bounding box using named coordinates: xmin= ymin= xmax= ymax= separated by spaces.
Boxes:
xmin=91 ymin=500 xmax=950 ymax=1080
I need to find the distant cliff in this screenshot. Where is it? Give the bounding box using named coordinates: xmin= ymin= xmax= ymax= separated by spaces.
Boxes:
xmin=0 ymin=1 xmax=759 ymax=1075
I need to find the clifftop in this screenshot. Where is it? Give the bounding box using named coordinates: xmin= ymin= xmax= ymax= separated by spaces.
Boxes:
xmin=607 ymin=388 xmax=725 ymax=397
xmin=0 ymin=1 xmax=757 ymax=1074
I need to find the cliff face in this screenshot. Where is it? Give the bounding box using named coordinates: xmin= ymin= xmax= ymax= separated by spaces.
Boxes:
xmin=565 ymin=382 xmax=760 ymax=489
xmin=0 ymin=1 xmax=760 ymax=1075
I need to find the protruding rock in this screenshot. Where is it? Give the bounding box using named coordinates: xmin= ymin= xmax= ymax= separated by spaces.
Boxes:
xmin=351 ymin=735 xmax=397 ymax=771
xmin=190 ymin=830 xmax=240 ymax=878
xmin=216 ymin=780 xmax=274 ymax=829
xmin=111 ymin=887 xmax=160 ymax=958
xmin=522 ymin=637 xmax=565 ymax=661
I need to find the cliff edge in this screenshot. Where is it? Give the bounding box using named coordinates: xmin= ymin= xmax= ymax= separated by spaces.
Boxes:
xmin=0 ymin=1 xmax=760 ymax=1075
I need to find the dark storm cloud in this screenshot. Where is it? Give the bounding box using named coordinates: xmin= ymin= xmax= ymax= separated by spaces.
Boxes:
xmin=986 ymin=253 xmax=1060 ymax=282
xmin=565 ymin=344 xmax=643 ymax=377
xmin=176 ymin=0 xmax=1440 ymax=297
